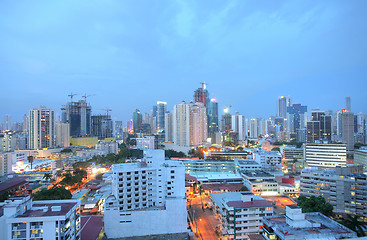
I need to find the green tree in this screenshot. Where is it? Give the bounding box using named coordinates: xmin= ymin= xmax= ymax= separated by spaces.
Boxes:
xmin=240 ymin=186 xmax=248 ymax=191
xmin=165 ymin=150 xmax=186 ymax=158
xmin=60 ymin=148 xmax=72 ymax=153
xmin=0 ymin=190 xmax=10 ymax=202
xmin=33 ymin=187 xmax=72 ymax=200
xmin=297 ymin=195 xmax=333 ymax=216
xmin=43 ymin=173 xmax=53 ymax=182
xmin=271 ymin=147 xmax=280 ymax=152
xmin=342 ymin=214 xmax=366 ymax=237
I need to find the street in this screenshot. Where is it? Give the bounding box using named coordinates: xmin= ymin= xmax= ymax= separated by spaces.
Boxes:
xmin=188 ymin=195 xmax=221 ymax=240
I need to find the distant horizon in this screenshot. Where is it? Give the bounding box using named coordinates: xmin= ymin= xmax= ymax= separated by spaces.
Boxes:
xmin=1 ymin=1 xmax=366 ymax=123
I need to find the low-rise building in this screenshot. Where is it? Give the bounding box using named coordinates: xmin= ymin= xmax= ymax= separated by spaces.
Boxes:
xmin=253 ymin=151 xmax=282 ymax=171
xmin=0 ymin=196 xmax=80 ymax=240
xmin=234 ymin=159 xmax=262 ymax=172
xmin=300 ymin=166 xmax=367 ymax=217
xmin=210 ymin=192 xmax=273 ymax=239
xmin=95 ymin=141 xmax=119 ymax=155
xmin=262 ymin=205 xmax=357 ymax=240
xmin=239 ymin=170 xmax=278 ymax=196
xmin=183 ymin=160 xmax=236 ymax=174
xmin=136 ymin=136 xmax=156 ymax=150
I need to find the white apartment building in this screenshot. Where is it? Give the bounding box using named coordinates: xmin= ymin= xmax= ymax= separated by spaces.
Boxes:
xmin=300 ymin=166 xmax=367 ymax=217
xmin=0 ymin=152 xmax=27 ymax=176
xmin=104 ymin=150 xmax=187 ymax=238
xmin=210 ymin=192 xmax=273 ymax=239
xmin=28 ymin=107 xmax=55 ymax=150
xmin=0 ymin=196 xmax=80 ymax=240
xmin=305 ymin=143 xmax=347 ymax=169
xmin=173 ymin=101 xmax=207 ymax=147
xmin=55 ymin=122 xmax=70 ymax=148
xmin=136 ymin=136 xmax=156 ymax=150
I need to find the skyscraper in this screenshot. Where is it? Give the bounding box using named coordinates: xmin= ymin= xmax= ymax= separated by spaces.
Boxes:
xmin=341 ymin=111 xmax=355 ymax=152
xmin=92 ymin=115 xmax=113 ymax=139
xmin=55 ymin=122 xmax=70 ymax=147
xmin=194 ymin=82 xmax=208 ymax=107
xmin=61 ymin=100 xmax=92 ymax=137
xmin=207 ymin=98 xmax=219 ymax=140
xmin=132 ymin=109 xmax=143 ymax=133
xmin=345 ymin=96 xmax=351 ymax=112
xmin=3 ymin=114 xmax=12 ymax=131
xmin=164 ymin=112 xmax=173 ymax=142
xmin=307 ymin=109 xmax=332 ymax=142
xmin=286 ymin=104 xmax=307 ymax=133
xmin=231 ymin=112 xmax=247 ymax=141
xmin=277 ymin=96 xmax=292 ymax=118
xmin=173 ymin=101 xmax=207 ymax=146
xmin=156 ymin=101 xmax=166 ymax=133
xmin=28 ymin=106 xmax=55 ymax=149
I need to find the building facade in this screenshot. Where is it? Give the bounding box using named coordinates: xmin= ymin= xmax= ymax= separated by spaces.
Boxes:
xmin=305 ymin=143 xmax=347 ymax=169
xmin=28 ymin=107 xmax=55 ymax=150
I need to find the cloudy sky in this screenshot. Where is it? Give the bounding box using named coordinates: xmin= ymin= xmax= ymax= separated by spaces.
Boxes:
xmin=1 ymin=0 xmax=366 ymax=123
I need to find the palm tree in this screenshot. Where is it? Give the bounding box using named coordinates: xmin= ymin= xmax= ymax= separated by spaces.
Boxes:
xmin=198 ymin=185 xmax=204 ymax=209
xmin=342 ymin=214 xmax=366 ymax=237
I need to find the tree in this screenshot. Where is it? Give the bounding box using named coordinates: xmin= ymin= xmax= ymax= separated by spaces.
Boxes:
xmin=33 ymin=187 xmax=72 ymax=200
xmin=60 ymin=148 xmax=72 ymax=153
xmin=43 ymin=173 xmax=53 ymax=182
xmin=271 ymin=147 xmax=280 ymax=152
xmin=237 ymin=147 xmax=244 ymax=151
xmin=342 ymin=214 xmax=366 ymax=237
xmin=240 ymin=186 xmax=248 ymax=191
xmin=0 ymin=190 xmax=10 ymax=202
xmin=165 ymin=150 xmax=186 ymax=158
xmin=297 ymin=195 xmax=333 ymax=216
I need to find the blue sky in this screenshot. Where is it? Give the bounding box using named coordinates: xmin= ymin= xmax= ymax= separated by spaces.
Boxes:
xmin=1 ymin=0 xmax=366 ymax=123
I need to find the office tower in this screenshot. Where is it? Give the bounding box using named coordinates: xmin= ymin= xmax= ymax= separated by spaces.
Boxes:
xmin=221 ymin=108 xmax=232 ymax=132
xmin=207 ymin=98 xmax=219 ymax=140
xmin=91 ymin=115 xmax=113 ymax=139
xmin=194 ymin=82 xmax=208 ymax=107
xmin=307 ymin=109 xmax=332 ymax=142
xmin=286 ymin=104 xmax=307 ymax=134
xmin=156 ymin=101 xmax=166 ymax=133
xmin=28 ymin=106 xmax=55 ymax=150
xmin=0 ymin=196 xmax=81 ymax=239
xmin=305 ymin=143 xmax=347 ymax=169
xmin=357 ymin=113 xmax=367 ymax=134
xmin=104 ymin=150 xmax=187 ymax=238
xmin=132 ymin=109 xmax=143 ymax=133
xmin=231 ymin=112 xmax=246 ymax=141
xmin=354 ymin=149 xmax=367 ymax=169
xmin=61 ymin=100 xmax=91 ymax=137
xmin=164 ymin=112 xmax=173 ymax=142
xmin=276 ymin=96 xmax=292 ymax=118
xmin=173 ymin=101 xmax=207 ymax=146
xmin=301 ymin=166 xmax=366 ymax=217
xmin=0 ymin=131 xmax=17 ymax=152
xmin=114 ymin=121 xmax=124 ymax=140
xmin=257 ymin=118 xmax=266 ymax=137
xmin=306 ymin=121 xmax=320 ymax=143
xmin=249 ymin=118 xmax=258 ymax=138
xmin=341 ymin=111 xmax=355 ymax=152
xmin=345 ymin=96 xmax=351 ymax=111
xmin=3 ymin=114 xmax=12 ymax=131
xmin=55 ymin=122 xmax=70 ymax=147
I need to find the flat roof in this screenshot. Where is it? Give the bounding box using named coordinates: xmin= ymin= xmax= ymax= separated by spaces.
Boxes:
xmin=227 ymin=200 xmax=272 ymax=208
xmin=80 ymin=215 xmax=103 ymax=240
xmin=264 ymin=212 xmax=356 ymax=237
xmin=240 ymin=170 xmax=275 ymax=178
xmin=202 ymin=183 xmax=243 ymax=192
xmin=0 ymin=177 xmax=28 ymax=193
xmin=16 ymin=202 xmax=78 ymax=218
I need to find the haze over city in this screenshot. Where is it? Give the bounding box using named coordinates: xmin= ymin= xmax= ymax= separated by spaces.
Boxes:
xmin=1 ymin=0 xmax=367 ymax=122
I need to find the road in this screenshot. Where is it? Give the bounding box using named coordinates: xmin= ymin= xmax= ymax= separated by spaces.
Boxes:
xmin=188 ymin=195 xmax=220 ymax=240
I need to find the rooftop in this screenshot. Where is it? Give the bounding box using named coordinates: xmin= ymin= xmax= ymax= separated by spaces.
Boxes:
xmin=240 ymin=170 xmax=275 ymax=178
xmin=226 ymin=199 xmax=272 ymax=208
xmin=202 ymin=183 xmax=243 ymax=192
xmin=0 ymin=177 xmax=28 ymax=194
xmin=264 ymin=212 xmax=356 ymax=238
xmin=80 ymin=215 xmax=103 ymax=240
xmin=16 ymin=201 xmax=78 ymax=218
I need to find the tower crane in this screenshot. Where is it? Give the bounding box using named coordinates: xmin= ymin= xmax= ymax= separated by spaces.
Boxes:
xmin=82 ymin=94 xmax=96 ymax=101
xmin=68 ymin=92 xmax=78 ymax=102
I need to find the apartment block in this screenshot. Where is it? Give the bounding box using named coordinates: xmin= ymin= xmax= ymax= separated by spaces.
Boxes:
xmin=239 ymin=170 xmax=278 ymax=196
xmin=0 ymin=196 xmax=80 ymax=240
xmin=300 ymin=166 xmax=367 ymax=217
xmin=104 ymin=150 xmax=187 ymax=238
xmin=305 ymin=143 xmax=347 ymax=169
xmin=354 ymin=149 xmax=367 ymax=169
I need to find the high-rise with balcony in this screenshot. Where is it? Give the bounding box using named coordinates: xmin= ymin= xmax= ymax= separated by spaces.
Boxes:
xmin=28 ymin=106 xmax=55 ymax=150
xmin=104 ymin=150 xmax=187 ymax=238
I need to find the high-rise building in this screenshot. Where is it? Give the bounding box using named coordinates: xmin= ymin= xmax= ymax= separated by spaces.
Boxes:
xmin=207 ymin=98 xmax=219 ymax=140
xmin=231 ymin=112 xmax=247 ymax=141
xmin=91 ymin=115 xmax=113 ymax=139
xmin=286 ymin=104 xmax=307 ymax=134
xmin=61 ymin=100 xmax=92 ymax=137
xmin=114 ymin=120 xmax=124 ymax=140
xmin=55 ymin=122 xmax=70 ymax=147
xmin=173 ymin=101 xmax=207 ymax=146
xmin=345 ymin=96 xmax=351 ymax=112
xmin=22 ymin=114 xmax=28 ymax=133
xmin=28 ymin=106 xmax=55 ymax=150
xmin=164 ymin=112 xmax=173 ymax=142
xmin=249 ymin=118 xmax=258 ymax=138
xmin=221 ymin=107 xmax=232 ymax=132
xmin=276 ymin=96 xmax=292 ymax=118
xmin=194 ymin=82 xmax=208 ymax=107
xmin=104 ymin=150 xmax=187 ymax=238
xmin=307 ymin=109 xmax=332 ymax=143
xmin=341 ymin=111 xmax=355 ymax=152
xmin=156 ymin=101 xmax=166 ymax=134
xmin=132 ymin=109 xmax=143 ymax=133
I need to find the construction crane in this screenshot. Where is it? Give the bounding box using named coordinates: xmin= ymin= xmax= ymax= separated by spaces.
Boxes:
xmin=99 ymin=108 xmax=112 ymax=118
xmin=82 ymin=94 xmax=96 ymax=101
xmin=200 ymin=81 xmax=208 ymax=90
xmin=68 ymin=92 xmax=78 ymax=102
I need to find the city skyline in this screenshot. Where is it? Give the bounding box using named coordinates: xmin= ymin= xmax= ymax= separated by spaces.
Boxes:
xmin=1 ymin=1 xmax=367 ymax=122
